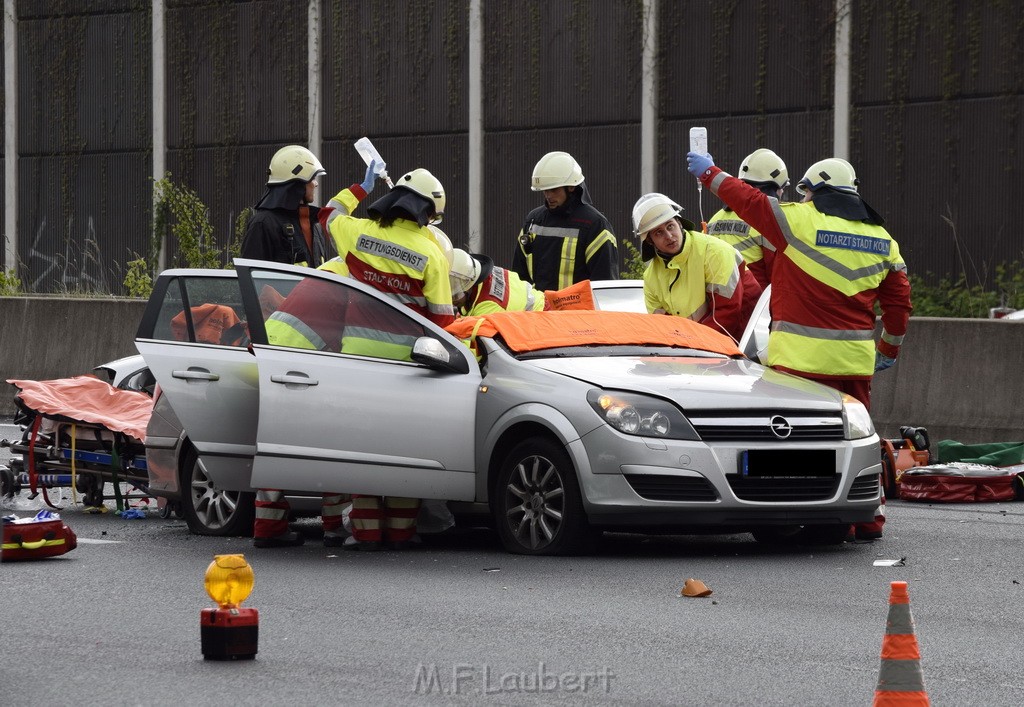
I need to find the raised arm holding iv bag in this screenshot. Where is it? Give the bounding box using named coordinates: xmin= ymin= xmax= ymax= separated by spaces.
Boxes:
xmin=689 ymin=127 xmax=709 ymax=232
xmin=354 ymin=137 xmax=394 ymax=188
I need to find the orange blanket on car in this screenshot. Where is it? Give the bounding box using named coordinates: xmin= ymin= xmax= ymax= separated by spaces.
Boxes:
xmin=7 ymin=376 xmax=153 ymax=442
xmin=445 ymin=310 xmax=741 ymax=356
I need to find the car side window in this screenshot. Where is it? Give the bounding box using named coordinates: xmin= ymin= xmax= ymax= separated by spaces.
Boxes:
xmin=252 ymin=269 xmax=429 ymax=363
xmin=150 ymin=276 xmax=249 ymax=347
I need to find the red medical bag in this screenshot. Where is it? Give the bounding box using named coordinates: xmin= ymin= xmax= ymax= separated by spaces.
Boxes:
xmin=2 ymin=510 xmax=78 ymax=561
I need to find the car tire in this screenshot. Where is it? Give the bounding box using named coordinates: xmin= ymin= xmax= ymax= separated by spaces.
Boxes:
xmin=179 ymin=447 xmax=255 ymax=537
xmin=493 ymin=436 xmax=590 ymax=556
xmin=752 ymin=524 xmax=850 ymax=546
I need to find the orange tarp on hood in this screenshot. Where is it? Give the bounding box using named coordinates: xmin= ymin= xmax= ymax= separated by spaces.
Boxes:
xmin=445 ymin=310 xmax=741 ymax=356
xmin=7 ymin=376 xmax=153 ymax=442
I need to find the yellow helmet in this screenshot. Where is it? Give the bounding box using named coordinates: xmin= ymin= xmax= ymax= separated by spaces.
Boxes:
xmin=449 ymin=248 xmax=481 ymax=299
xmin=738 ymin=148 xmax=789 ymax=188
xmin=796 ymin=158 xmax=859 ymax=195
xmin=426 ymin=225 xmax=455 ymax=269
xmin=266 ymin=145 xmax=325 ymax=185
xmin=531 ymin=151 xmax=584 ymax=191
xmin=396 ymin=168 xmax=446 ymax=223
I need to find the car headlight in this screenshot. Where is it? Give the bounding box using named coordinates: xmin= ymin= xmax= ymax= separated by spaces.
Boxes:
xmin=587 ymin=389 xmax=698 ymax=440
xmin=842 ymin=396 xmax=875 ymax=439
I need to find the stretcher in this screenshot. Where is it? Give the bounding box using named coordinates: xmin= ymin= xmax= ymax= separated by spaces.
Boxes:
xmin=1 ymin=376 xmax=154 ymax=510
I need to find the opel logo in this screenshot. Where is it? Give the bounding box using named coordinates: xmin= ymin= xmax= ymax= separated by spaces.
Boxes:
xmin=769 ymin=415 xmax=793 ymax=439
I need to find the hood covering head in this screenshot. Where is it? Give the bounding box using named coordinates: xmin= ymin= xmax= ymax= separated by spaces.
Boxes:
xmin=544 ymin=180 xmax=595 ymax=216
xmin=366 ymin=187 xmax=435 ymax=227
xmin=254 ymin=180 xmax=308 ymax=211
xmin=811 ymin=187 xmax=885 ymax=226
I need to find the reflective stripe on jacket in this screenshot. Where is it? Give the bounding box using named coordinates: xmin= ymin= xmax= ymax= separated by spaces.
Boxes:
xmin=706 ymin=168 xmax=912 ymax=378
xmin=642 ymin=229 xmax=746 ymax=339
xmin=464 ymin=267 xmax=545 ymax=317
xmin=511 ymin=184 xmax=618 ymax=290
xmin=707 ymin=207 xmax=775 ymax=288
xmin=265 ymin=278 xmax=350 ymax=352
xmin=323 ymin=187 xmax=455 ymax=329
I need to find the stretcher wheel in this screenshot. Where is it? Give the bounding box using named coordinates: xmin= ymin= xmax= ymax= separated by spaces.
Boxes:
xmin=83 ymin=487 xmax=105 ymax=508
xmin=158 ymin=501 xmax=183 ymax=520
xmin=1 ymin=466 xmax=18 ymax=499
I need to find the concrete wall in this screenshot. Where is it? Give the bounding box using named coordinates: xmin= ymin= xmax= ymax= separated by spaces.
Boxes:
xmin=1 ymin=298 xmax=1021 ymax=445
xmin=871 ymin=318 xmax=1024 ymax=444
xmin=1 ymin=297 xmax=147 ymax=417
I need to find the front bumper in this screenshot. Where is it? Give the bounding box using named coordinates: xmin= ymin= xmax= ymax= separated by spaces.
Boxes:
xmin=573 ymin=425 xmax=881 ymax=528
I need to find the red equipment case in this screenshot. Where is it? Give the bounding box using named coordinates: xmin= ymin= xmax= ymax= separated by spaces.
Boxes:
xmin=2 ymin=510 xmax=78 ymax=561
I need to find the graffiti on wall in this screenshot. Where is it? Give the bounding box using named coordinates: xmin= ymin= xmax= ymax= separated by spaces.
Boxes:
xmin=28 ymin=215 xmax=112 ymax=294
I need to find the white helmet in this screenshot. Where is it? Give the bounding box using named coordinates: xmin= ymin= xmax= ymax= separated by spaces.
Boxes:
xmin=796 ymin=157 xmax=859 ymax=195
xmin=531 ymin=151 xmax=585 ymax=191
xmin=632 ymin=193 xmax=683 ymax=239
xmin=396 ymin=168 xmax=446 ymax=223
xmin=449 ymin=248 xmax=481 ymax=299
xmin=267 ymin=145 xmax=325 ymax=185
xmin=738 ymin=148 xmax=789 ymax=188
xmin=426 ymin=225 xmax=455 ymax=269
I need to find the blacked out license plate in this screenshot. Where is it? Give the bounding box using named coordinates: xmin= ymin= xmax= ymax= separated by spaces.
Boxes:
xmin=740 ymin=449 xmax=836 ymax=477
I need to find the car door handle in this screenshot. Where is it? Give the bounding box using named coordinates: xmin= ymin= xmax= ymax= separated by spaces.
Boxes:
xmin=270 ymin=373 xmax=319 ymax=387
xmin=172 ymin=369 xmax=220 ymax=381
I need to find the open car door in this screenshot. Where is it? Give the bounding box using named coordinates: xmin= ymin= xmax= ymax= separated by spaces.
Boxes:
xmin=236 ymin=260 xmax=479 ymax=501
xmin=135 ymin=270 xmax=257 ymax=491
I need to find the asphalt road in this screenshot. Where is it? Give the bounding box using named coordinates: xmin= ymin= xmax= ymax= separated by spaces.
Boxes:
xmin=3 ymin=423 xmax=1024 ymax=706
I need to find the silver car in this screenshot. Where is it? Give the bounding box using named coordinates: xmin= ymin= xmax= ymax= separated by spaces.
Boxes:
xmin=136 ymin=260 xmax=881 ymax=555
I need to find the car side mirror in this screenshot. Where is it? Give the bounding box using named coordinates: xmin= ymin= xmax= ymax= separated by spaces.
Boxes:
xmin=411 ymin=337 xmax=470 ymax=374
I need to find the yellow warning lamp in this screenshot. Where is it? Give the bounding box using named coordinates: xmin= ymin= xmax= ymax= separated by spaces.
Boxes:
xmin=200 ymin=554 xmax=259 ymax=660
xmin=204 ymin=554 xmax=255 ymax=608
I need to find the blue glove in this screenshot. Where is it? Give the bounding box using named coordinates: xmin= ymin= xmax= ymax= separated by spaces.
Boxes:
xmin=874 ymin=352 xmax=897 ymax=372
xmin=686 ymin=151 xmax=714 ymax=178
xmin=360 ymin=161 xmax=378 ymax=193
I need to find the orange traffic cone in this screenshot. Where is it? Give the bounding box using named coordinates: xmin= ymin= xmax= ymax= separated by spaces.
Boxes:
xmin=874 ymin=581 xmax=929 ymax=706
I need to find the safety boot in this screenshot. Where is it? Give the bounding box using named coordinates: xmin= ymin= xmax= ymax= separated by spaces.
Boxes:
xmin=253 ymin=530 xmax=305 ymax=548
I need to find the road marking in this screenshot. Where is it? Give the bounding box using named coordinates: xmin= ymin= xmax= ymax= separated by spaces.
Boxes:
xmin=77 ymin=538 xmax=122 ymax=545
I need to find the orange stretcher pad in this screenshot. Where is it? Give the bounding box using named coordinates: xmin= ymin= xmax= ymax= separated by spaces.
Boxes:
xmin=445 ymin=310 xmax=742 ymax=356
xmin=7 ymin=376 xmax=153 ymax=443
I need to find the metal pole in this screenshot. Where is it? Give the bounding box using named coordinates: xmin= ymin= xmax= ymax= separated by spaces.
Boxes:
xmin=308 ymin=0 xmax=322 ymax=203
xmin=640 ymin=0 xmax=658 ymax=195
xmin=4 ymin=0 xmax=19 ymax=274
xmin=833 ymin=0 xmax=851 ymax=159
xmin=467 ymin=0 xmax=483 ymax=252
xmin=153 ymin=0 xmax=167 ymax=271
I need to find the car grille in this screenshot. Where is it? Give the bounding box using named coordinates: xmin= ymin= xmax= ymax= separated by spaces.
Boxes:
xmin=726 ymin=474 xmax=840 ymax=501
xmin=848 ymin=473 xmax=881 ymax=501
xmin=687 ymin=410 xmax=845 ymax=441
xmin=625 ymin=474 xmax=719 ymax=502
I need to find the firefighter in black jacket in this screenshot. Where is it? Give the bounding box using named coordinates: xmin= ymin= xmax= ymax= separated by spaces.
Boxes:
xmin=241 ymin=145 xmax=335 ymax=267
xmin=512 ymin=151 xmax=618 ymax=290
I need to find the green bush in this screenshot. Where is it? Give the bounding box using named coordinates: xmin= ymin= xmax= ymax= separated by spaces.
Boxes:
xmin=125 ymin=173 xmax=246 ymax=297
xmin=0 ymin=267 xmax=23 ymax=296
xmin=909 ymin=262 xmax=1024 ymax=318
xmin=123 ymin=256 xmax=153 ymax=299
xmin=620 ymin=240 xmax=647 ymax=280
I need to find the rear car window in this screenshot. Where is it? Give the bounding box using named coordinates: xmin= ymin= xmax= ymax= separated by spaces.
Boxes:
xmin=148 ymin=275 xmax=249 ymax=347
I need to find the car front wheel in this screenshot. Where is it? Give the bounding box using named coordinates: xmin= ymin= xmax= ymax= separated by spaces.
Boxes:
xmin=179 ymin=448 xmax=255 ymax=536
xmin=493 ymin=437 xmax=590 ymax=556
